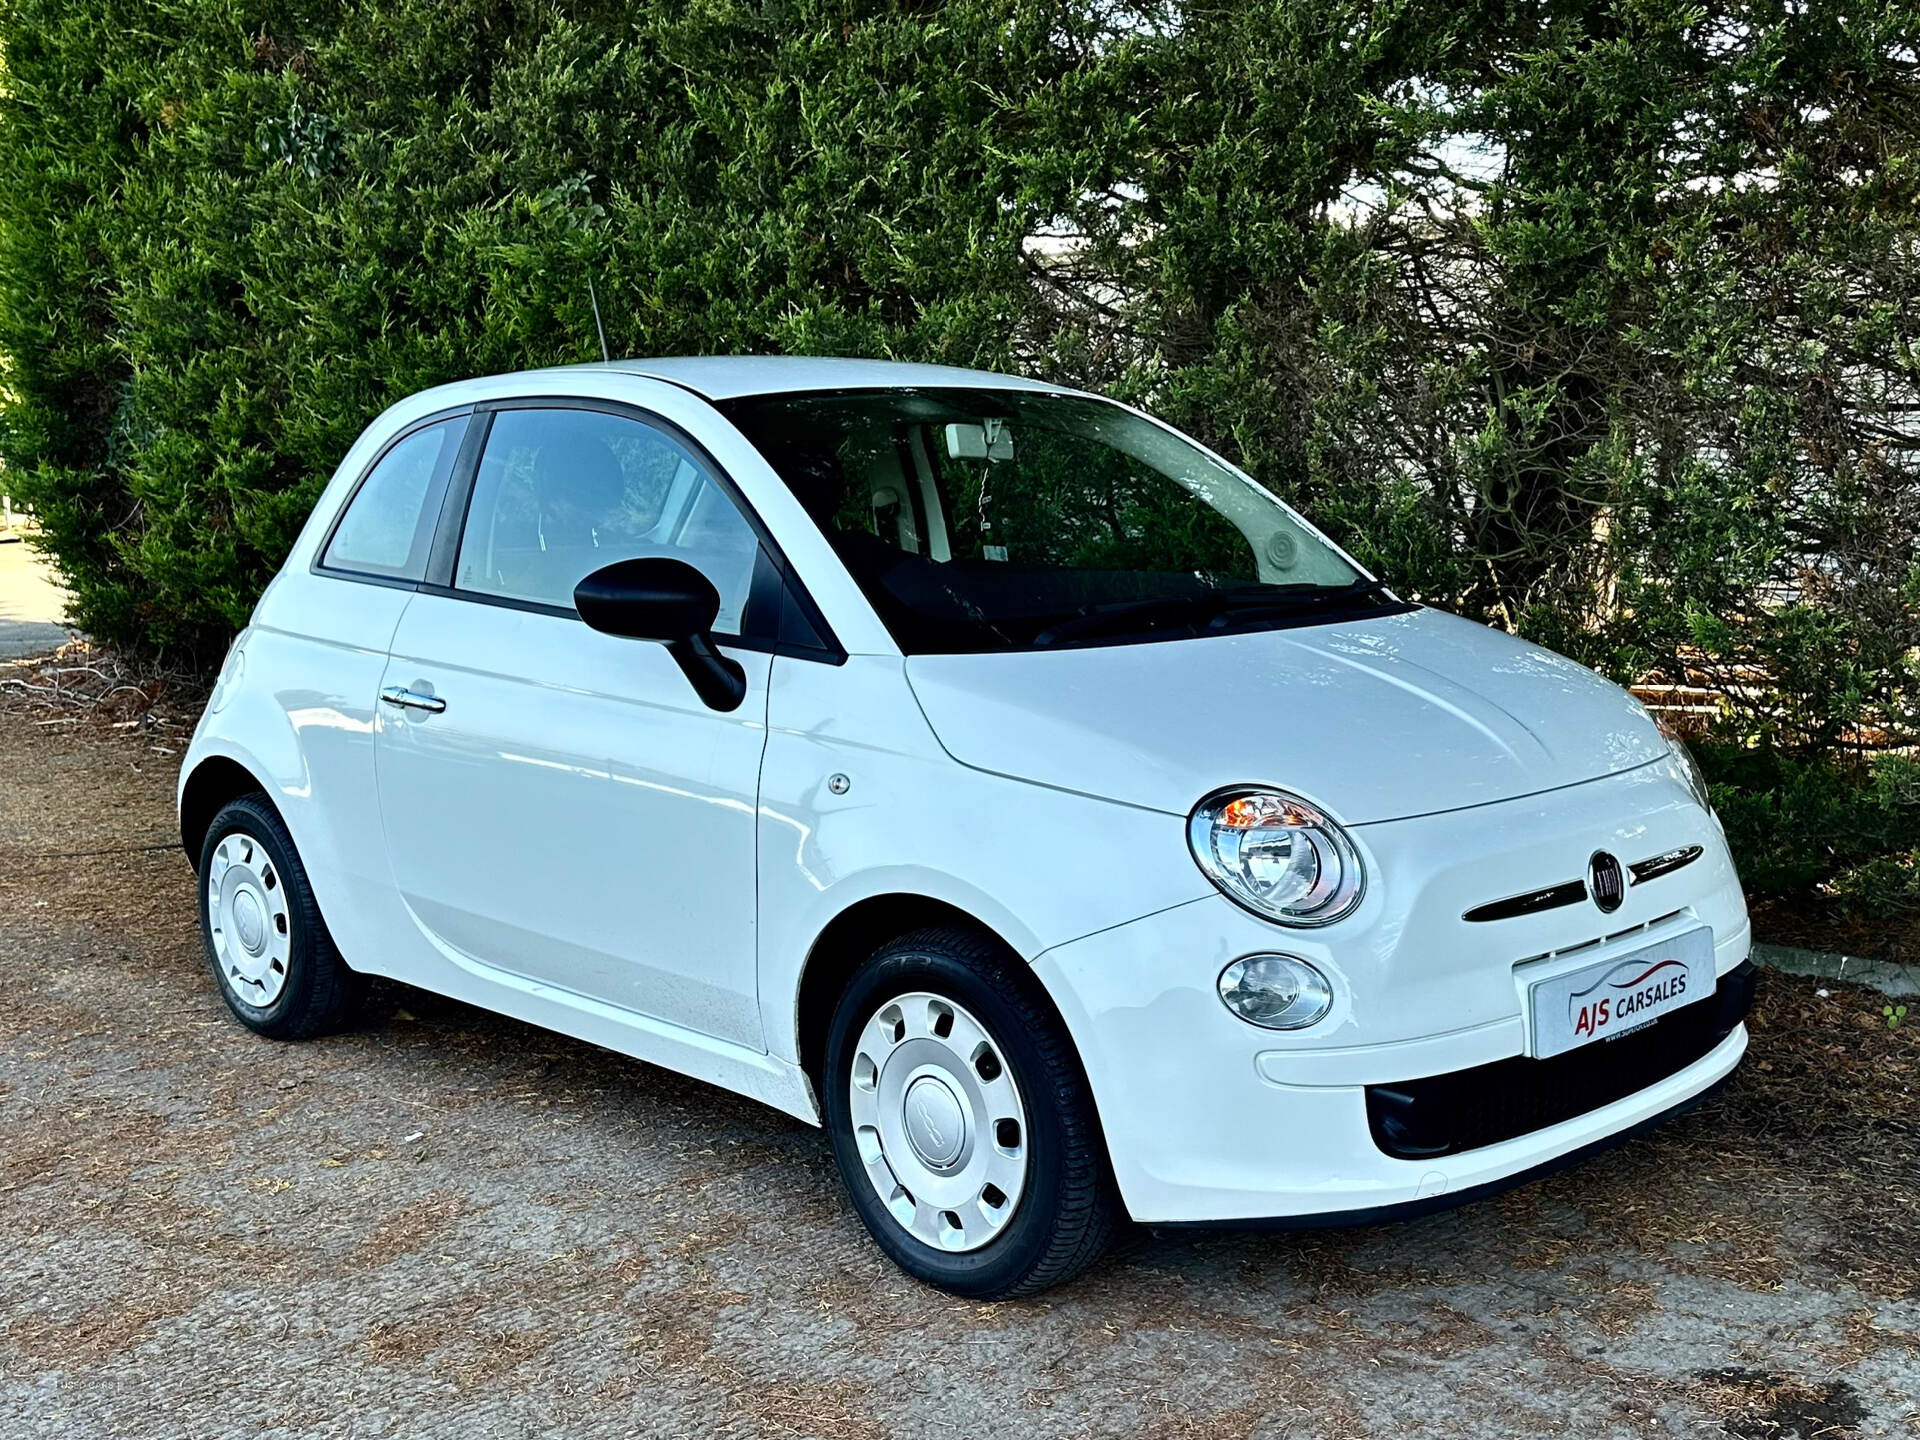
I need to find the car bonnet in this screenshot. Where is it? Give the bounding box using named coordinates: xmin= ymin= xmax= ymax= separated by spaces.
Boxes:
xmin=902 ymin=607 xmax=1669 ymax=824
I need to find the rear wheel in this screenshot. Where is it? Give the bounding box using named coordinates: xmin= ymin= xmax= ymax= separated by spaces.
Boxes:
xmin=197 ymin=794 xmax=362 ymax=1039
xmin=823 ymin=926 xmax=1120 ymax=1297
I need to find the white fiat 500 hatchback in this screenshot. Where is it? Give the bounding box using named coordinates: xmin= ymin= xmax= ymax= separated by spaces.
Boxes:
xmin=181 ymin=357 xmax=1752 ymax=1297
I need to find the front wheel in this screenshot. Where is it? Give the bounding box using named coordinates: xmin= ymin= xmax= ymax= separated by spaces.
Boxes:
xmin=197 ymin=793 xmax=363 ymax=1040
xmin=823 ymin=927 xmax=1120 ymax=1298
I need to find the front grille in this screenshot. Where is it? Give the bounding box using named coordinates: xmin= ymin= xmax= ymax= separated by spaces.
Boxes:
xmin=1366 ymin=961 xmax=1756 ymax=1160
xmin=1462 ymin=843 xmax=1706 ymax=923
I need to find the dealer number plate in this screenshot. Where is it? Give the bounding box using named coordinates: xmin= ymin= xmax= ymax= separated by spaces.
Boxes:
xmin=1528 ymin=926 xmax=1716 ymax=1059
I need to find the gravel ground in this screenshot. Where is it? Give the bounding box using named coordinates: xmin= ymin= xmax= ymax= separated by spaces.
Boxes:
xmin=0 ymin=703 xmax=1915 ymax=1439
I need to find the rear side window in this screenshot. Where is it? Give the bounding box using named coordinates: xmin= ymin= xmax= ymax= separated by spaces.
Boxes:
xmin=454 ymin=408 xmax=763 ymax=635
xmin=321 ymin=417 xmax=465 ymax=581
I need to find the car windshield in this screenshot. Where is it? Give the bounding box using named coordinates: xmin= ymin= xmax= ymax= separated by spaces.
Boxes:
xmin=721 ymin=387 xmax=1395 ymax=654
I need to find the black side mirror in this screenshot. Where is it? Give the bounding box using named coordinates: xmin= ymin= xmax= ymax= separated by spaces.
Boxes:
xmin=574 ymin=557 xmax=747 ymax=712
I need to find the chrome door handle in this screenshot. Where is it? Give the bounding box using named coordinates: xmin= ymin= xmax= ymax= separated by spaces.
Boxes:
xmin=380 ymin=685 xmax=446 ymax=714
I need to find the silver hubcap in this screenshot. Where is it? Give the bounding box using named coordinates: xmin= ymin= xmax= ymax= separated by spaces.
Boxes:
xmin=848 ymin=992 xmax=1029 ymax=1253
xmin=207 ymin=831 xmax=292 ymax=1006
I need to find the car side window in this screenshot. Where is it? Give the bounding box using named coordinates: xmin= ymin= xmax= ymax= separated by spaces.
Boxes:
xmin=454 ymin=408 xmax=762 ymax=635
xmin=322 ymin=417 xmax=465 ymax=580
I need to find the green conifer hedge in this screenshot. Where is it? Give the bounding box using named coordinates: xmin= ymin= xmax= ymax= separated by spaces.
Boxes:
xmin=2 ymin=1 xmax=1916 ymax=904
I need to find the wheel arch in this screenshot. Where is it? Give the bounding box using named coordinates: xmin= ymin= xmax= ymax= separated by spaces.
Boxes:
xmin=179 ymin=754 xmax=274 ymax=871
xmin=792 ymin=892 xmax=1061 ymax=1099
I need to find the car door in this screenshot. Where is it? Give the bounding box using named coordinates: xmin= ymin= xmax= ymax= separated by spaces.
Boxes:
xmin=372 ymin=399 xmax=775 ymax=1048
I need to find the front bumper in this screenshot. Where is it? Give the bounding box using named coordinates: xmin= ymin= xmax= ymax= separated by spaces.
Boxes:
xmin=1157 ymin=1061 xmax=1743 ymax=1232
xmin=1032 ymin=761 xmax=1753 ymax=1225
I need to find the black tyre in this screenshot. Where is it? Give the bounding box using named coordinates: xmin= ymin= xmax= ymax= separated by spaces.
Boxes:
xmin=196 ymin=793 xmax=363 ymax=1040
xmin=823 ymin=926 xmax=1121 ymax=1298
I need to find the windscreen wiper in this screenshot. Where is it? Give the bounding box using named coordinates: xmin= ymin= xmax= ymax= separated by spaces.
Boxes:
xmin=1201 ymin=578 xmax=1398 ymax=631
xmin=1031 ymin=592 xmax=1240 ymax=647
xmin=1031 ymin=580 xmax=1398 ymax=648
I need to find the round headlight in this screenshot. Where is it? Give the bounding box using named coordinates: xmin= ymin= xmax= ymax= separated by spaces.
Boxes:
xmin=1187 ymin=787 xmax=1365 ymax=926
xmin=1218 ymin=954 xmax=1334 ymax=1030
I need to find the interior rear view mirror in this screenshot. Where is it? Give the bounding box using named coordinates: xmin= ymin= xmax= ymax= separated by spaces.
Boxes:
xmin=945 ymin=420 xmax=1015 ymax=462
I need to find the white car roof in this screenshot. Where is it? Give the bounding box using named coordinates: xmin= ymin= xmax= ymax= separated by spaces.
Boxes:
xmin=542 ymin=355 xmax=1071 ymax=401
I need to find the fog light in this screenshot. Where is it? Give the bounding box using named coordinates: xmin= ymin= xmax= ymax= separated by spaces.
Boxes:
xmin=1218 ymin=954 xmax=1334 ymax=1030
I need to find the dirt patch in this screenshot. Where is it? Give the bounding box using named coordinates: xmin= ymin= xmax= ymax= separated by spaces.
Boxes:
xmin=1692 ymin=1366 xmax=1870 ymax=1439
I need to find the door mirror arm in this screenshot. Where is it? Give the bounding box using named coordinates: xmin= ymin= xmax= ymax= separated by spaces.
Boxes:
xmin=574 ymin=558 xmax=748 ymax=713
xmin=666 ymin=634 xmax=747 ymax=712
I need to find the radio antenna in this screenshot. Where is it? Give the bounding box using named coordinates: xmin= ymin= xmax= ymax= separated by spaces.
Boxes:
xmin=586 ymin=274 xmax=610 ymax=363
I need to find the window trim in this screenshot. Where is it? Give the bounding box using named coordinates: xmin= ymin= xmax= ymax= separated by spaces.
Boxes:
xmin=426 ymin=396 xmax=845 ymax=664
xmin=311 ymin=406 xmax=473 ymax=588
